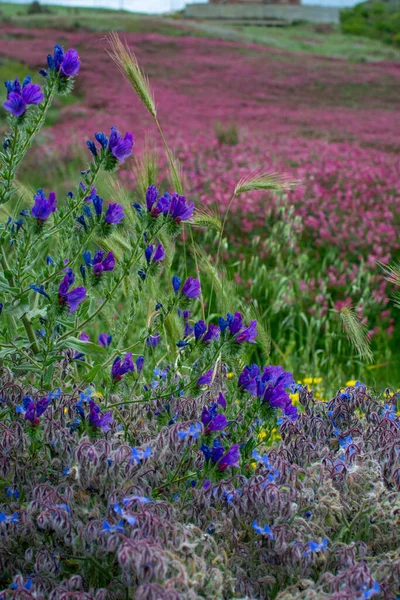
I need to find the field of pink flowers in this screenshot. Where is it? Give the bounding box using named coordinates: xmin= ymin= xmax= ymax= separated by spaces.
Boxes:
xmin=1 ymin=24 xmax=400 ymax=370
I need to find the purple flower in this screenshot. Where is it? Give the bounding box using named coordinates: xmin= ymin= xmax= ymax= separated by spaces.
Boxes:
xmin=111 ymin=352 xmax=134 ymax=382
xmin=136 ymin=355 xmax=144 ymax=372
xmin=147 ymin=333 xmax=161 ymax=348
xmin=194 ymin=320 xmax=207 ymax=341
xmin=89 ymin=400 xmax=113 ymax=431
xmin=235 ymin=320 xmax=258 ymax=343
xmin=168 ymin=193 xmax=194 ymax=223
xmin=238 ymin=364 xmax=261 ymax=395
xmin=59 ymin=49 xmax=80 ymax=76
xmin=172 ymin=275 xmax=181 ymax=293
xmin=3 ymin=77 xmax=44 ymax=117
xmin=92 ymin=194 xmax=103 ymax=215
xmin=31 ymin=189 xmax=57 ymax=221
xmin=79 ymin=332 xmax=90 ymax=342
xmin=203 ymin=323 xmax=220 ymax=343
xmin=25 ymin=396 xmax=50 ymax=425
xmin=217 ymin=443 xmax=240 ymax=471
xmin=98 ymin=333 xmax=112 ymax=348
xmin=228 ymin=312 xmax=243 ymax=335
xmin=58 ymin=272 xmax=86 ymax=313
xmin=205 ymin=413 xmax=228 ymax=435
xmin=146 ymin=185 xmax=158 ymax=211
xmin=92 ymin=251 xmax=115 ymax=276
xmin=153 ymin=244 xmax=165 ymax=262
xmin=48 ymin=45 xmax=80 ymax=76
xmin=262 ymin=365 xmax=294 ymax=388
xmin=252 ymin=520 xmax=274 ymax=539
xmin=145 ymin=243 xmax=165 ymax=263
xmin=181 ymin=277 xmax=201 ymax=299
xmin=105 ymin=203 xmax=124 ymax=225
xmin=217 ymin=392 xmax=226 ymax=408
xmin=197 ymin=368 xmax=214 ymax=386
xmin=108 ymin=126 xmax=134 ymax=163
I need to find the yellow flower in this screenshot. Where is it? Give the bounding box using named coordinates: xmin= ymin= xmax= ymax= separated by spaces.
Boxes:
xmin=290 ymin=392 xmax=299 ymax=404
xmin=302 ymin=377 xmax=323 ymax=385
xmin=64 ymin=407 xmax=68 ymax=415
xmin=227 ymin=372 xmax=234 ymax=380
xmin=250 ymin=461 xmax=257 ymax=469
xmin=258 ymin=429 xmax=267 ymax=440
xmin=346 ymin=380 xmax=357 ymax=387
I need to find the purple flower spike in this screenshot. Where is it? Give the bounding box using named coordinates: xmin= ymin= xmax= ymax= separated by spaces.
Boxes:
xmin=146 ymin=333 xmax=161 ymax=349
xmin=205 ymin=414 xmax=228 ymax=435
xmin=105 ymin=203 xmax=124 ymax=225
xmin=3 ymin=92 xmax=26 ymax=117
xmin=181 ymin=277 xmax=201 ymax=299
xmin=48 ymin=44 xmax=80 ymax=77
xmin=235 ymin=320 xmax=258 ymax=344
xmin=152 ymin=244 xmax=165 ymax=262
xmin=217 ymin=443 xmax=240 ymax=471
xmin=3 ymin=77 xmax=44 ymax=117
xmin=98 ymin=333 xmax=112 ymax=348
xmin=203 ymin=324 xmax=220 ymax=343
xmin=108 ymin=127 xmax=134 ymax=163
xmin=146 ymin=185 xmax=158 ymax=211
xmin=32 ymin=189 xmax=57 ymax=222
xmin=228 ymin=312 xmax=243 ymax=335
xmin=112 ymin=352 xmax=134 ymax=382
xmin=93 ymin=251 xmax=115 ymax=275
xmin=197 ymin=368 xmax=214 ymax=386
xmin=58 ymin=273 xmax=86 ymax=313
xmin=217 ymin=392 xmax=226 ymax=408
xmin=168 ymin=193 xmax=194 ymax=223
xmin=89 ymin=400 xmax=113 ymax=431
xmin=59 ymin=49 xmax=80 ymax=77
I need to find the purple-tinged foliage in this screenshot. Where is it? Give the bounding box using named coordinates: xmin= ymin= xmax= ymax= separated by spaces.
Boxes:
xmin=0 ymin=376 xmax=399 ymax=599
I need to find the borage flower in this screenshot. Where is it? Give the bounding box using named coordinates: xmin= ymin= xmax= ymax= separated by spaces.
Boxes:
xmin=58 ymin=271 xmax=86 ymax=314
xmin=3 ymin=76 xmax=44 ymax=117
xmin=111 ymin=353 xmax=134 ymax=382
xmin=32 ymin=189 xmax=57 ymax=222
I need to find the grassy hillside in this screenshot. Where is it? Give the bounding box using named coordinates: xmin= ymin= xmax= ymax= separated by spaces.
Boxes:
xmin=1 ymin=1 xmax=400 ymax=61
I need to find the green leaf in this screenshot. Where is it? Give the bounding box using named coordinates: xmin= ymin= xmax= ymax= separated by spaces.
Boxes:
xmin=82 ymin=364 xmax=103 ymax=383
xmin=59 ymin=337 xmax=107 ymax=357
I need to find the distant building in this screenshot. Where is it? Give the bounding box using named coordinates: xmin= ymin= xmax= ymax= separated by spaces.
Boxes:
xmin=209 ymin=0 xmax=301 ymax=5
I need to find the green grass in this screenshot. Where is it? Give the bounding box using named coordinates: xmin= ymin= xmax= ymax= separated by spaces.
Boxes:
xmin=1 ymin=2 xmax=399 ymax=61
xmin=189 ymin=20 xmax=400 ymax=62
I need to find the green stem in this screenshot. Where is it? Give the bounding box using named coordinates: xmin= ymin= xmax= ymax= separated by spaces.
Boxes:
xmin=0 ymin=77 xmax=57 ymax=204
xmin=0 ymin=122 xmax=20 ymax=203
xmin=47 ymin=158 xmax=103 ymax=235
xmin=0 ymin=245 xmax=40 ymax=354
